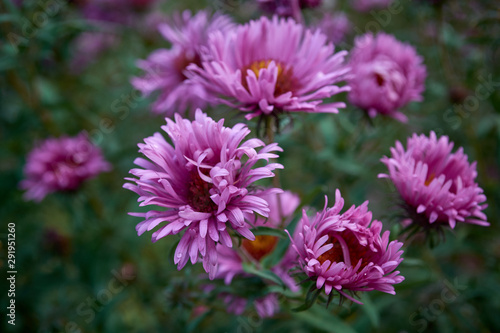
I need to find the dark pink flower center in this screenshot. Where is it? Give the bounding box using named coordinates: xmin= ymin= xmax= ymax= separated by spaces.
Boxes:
xmin=175 ymin=52 xmax=202 ymax=81
xmin=187 ymin=171 xmax=217 ymax=213
xmin=374 ymin=72 xmax=385 ymax=86
xmin=242 ymin=235 xmax=278 ymax=261
xmin=241 ymin=59 xmax=300 ymax=96
xmin=317 ymin=231 xmax=371 ymax=270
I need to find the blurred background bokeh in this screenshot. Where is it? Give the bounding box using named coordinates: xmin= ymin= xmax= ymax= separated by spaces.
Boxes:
xmin=1 ymin=0 xmax=499 ymax=332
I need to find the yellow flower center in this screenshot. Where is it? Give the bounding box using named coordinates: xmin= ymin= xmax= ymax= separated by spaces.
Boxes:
xmin=241 ymin=59 xmax=299 ymax=97
xmin=424 ymin=173 xmax=435 ymax=186
xmin=242 ymin=235 xmax=278 ymax=261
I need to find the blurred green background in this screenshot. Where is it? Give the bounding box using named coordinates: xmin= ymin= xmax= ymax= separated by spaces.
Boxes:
xmin=1 ymin=0 xmax=499 ymax=332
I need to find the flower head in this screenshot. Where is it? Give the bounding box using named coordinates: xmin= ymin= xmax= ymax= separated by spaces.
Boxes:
xmin=20 ymin=133 xmax=111 ymax=202
xmin=287 ymin=190 xmax=404 ymax=304
xmin=348 ymin=32 xmax=426 ymax=122
xmin=379 ymin=131 xmax=489 ymax=229
xmin=131 ymin=10 xmax=234 ymax=116
xmin=188 ymin=15 xmax=350 ymax=120
xmin=124 ymin=110 xmax=283 ymax=279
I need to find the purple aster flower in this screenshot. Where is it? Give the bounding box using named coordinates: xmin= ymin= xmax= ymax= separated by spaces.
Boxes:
xmin=314 ymin=12 xmax=351 ymax=45
xmin=348 ymin=32 xmax=426 ymax=123
xmin=131 ymin=10 xmax=234 ymax=116
xmin=379 ymin=131 xmax=489 ymax=229
xmin=352 ymin=0 xmax=393 ymax=12
xmin=215 ymin=190 xmax=300 ymax=291
xmin=287 ymin=190 xmax=404 ymax=304
xmin=20 ymin=133 xmax=111 ymax=202
xmin=188 ymin=15 xmax=350 ymax=120
xmin=124 ymin=110 xmax=283 ymax=279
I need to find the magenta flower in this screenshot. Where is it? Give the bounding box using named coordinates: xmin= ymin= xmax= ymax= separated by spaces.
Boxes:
xmin=188 ymin=15 xmax=350 ymax=120
xmin=348 ymin=32 xmax=426 ymax=123
xmin=352 ymin=0 xmax=393 ymax=12
xmin=315 ymin=12 xmax=351 ymax=45
xmin=20 ymin=133 xmax=111 ymax=202
xmin=287 ymin=190 xmax=404 ymax=304
xmin=379 ymin=131 xmax=489 ymax=229
xmin=131 ymin=10 xmax=233 ymax=116
xmin=215 ymin=190 xmax=300 ymax=291
xmin=124 ymin=110 xmax=283 ymax=279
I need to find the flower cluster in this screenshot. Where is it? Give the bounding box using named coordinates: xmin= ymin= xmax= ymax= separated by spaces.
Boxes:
xmin=19 ymin=3 xmax=492 ymax=320
xmin=124 ymin=110 xmax=283 ymax=279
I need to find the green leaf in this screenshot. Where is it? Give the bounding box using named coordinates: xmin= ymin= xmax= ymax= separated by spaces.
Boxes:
xmin=241 ymin=262 xmax=286 ymax=288
xmin=0 ymin=13 xmax=19 ymax=23
xmin=187 ymin=309 xmax=213 ymax=333
xmin=359 ymin=294 xmax=380 ymax=328
xmin=250 ymin=226 xmax=287 ymax=238
xmin=294 ymin=304 xmax=358 ymax=333
xmin=261 ymin=237 xmax=290 ymax=268
xmin=292 ymin=285 xmax=322 ymax=312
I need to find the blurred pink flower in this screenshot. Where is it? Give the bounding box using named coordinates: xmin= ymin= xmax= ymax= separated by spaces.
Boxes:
xmin=124 ymin=110 xmax=283 ymax=279
xmin=221 ymin=293 xmax=280 ymax=318
xmin=20 ymin=133 xmax=111 ymax=202
xmin=348 ymin=32 xmax=426 ymax=122
xmin=314 ymin=12 xmax=351 ymax=45
xmin=70 ymin=32 xmax=119 ymax=72
xmin=379 ymin=131 xmax=489 ymax=229
xmin=257 ymin=0 xmax=322 ymax=19
xmin=287 ymin=190 xmax=404 ymax=304
xmin=188 ymin=15 xmax=350 ymax=120
xmin=352 ymin=0 xmax=393 ymax=12
xmin=131 ymin=10 xmax=233 ymax=116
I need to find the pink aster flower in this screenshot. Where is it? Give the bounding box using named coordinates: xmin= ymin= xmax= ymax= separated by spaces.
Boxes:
xmin=188 ymin=15 xmax=350 ymax=120
xmin=287 ymin=190 xmax=404 ymax=304
xmin=379 ymin=131 xmax=489 ymax=229
xmin=348 ymin=32 xmax=426 ymax=123
xmin=352 ymin=0 xmax=393 ymax=12
xmin=315 ymin=12 xmax=351 ymax=45
xmin=20 ymin=133 xmax=111 ymax=202
xmin=131 ymin=10 xmax=233 ymax=116
xmin=215 ymin=190 xmax=300 ymax=291
xmin=124 ymin=110 xmax=283 ymax=279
